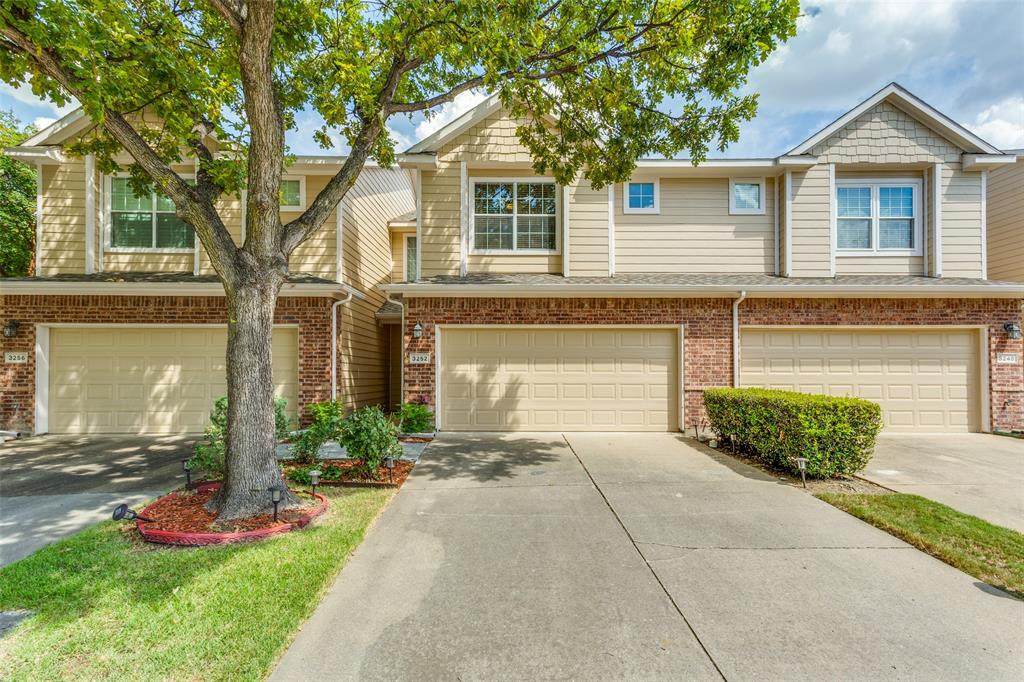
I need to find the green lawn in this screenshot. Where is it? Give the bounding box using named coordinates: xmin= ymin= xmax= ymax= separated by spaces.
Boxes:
xmin=817 ymin=493 xmax=1024 ymax=598
xmin=0 ymin=487 xmax=394 ymax=681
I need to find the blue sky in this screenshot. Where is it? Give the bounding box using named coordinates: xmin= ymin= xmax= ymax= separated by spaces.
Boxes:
xmin=3 ymin=0 xmax=1022 ymax=156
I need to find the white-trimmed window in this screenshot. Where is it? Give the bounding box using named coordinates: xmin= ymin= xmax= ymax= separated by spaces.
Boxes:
xmin=729 ymin=178 xmax=765 ymax=215
xmin=836 ymin=180 xmax=921 ymax=255
xmin=107 ymin=176 xmax=195 ymax=251
xmin=624 ymin=180 xmax=659 ymax=214
xmin=280 ymin=177 xmax=305 ymax=211
xmin=404 ymin=235 xmax=418 ymax=282
xmin=472 ymin=179 xmax=558 ymax=253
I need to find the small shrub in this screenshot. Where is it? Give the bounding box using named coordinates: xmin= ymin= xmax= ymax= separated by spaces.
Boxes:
xmin=340 ymin=405 xmax=402 ymax=479
xmin=191 ymin=396 xmax=291 ymax=478
xmin=287 ymin=464 xmax=344 ymax=485
xmin=395 ymin=401 xmax=434 ymax=433
xmin=703 ymin=388 xmax=883 ymax=478
xmin=292 ymin=400 xmax=346 ymax=465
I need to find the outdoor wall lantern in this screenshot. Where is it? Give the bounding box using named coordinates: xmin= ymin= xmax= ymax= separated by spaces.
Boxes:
xmin=383 ymin=455 xmax=396 ymax=484
xmin=1004 ymin=321 xmax=1022 ymax=340
xmin=2 ymin=320 xmax=19 ymax=338
xmin=793 ymin=457 xmax=809 ymax=489
xmin=308 ymin=469 xmax=321 ymax=497
xmin=412 ymin=322 xmax=423 ymax=339
xmin=112 ymin=503 xmax=154 ymax=523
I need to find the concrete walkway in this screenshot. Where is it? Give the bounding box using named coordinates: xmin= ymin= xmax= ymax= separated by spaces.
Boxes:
xmin=0 ymin=435 xmax=191 ymax=567
xmin=864 ymin=434 xmax=1024 ymax=532
xmin=272 ymin=433 xmax=1024 ymax=681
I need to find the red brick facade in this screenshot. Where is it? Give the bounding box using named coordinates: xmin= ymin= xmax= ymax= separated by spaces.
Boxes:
xmin=403 ymin=296 xmax=1024 ymax=432
xmin=0 ymin=294 xmax=336 ymax=432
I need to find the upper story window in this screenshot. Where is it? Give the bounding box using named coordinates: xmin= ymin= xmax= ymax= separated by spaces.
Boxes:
xmin=404 ymin=235 xmax=418 ymax=282
xmin=472 ymin=180 xmax=557 ymax=252
xmin=108 ymin=176 xmax=194 ymax=251
xmin=625 ymin=181 xmax=659 ymax=214
xmin=280 ymin=177 xmax=305 ymax=210
xmin=836 ymin=180 xmax=921 ymax=255
xmin=729 ymin=178 xmax=765 ymax=215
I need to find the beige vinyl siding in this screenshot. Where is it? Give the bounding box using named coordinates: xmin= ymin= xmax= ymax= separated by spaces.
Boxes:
xmin=941 ymin=166 xmax=984 ymax=278
xmin=568 ymin=182 xmax=610 ymax=277
xmin=439 ymin=111 xmax=536 ymax=164
xmin=788 ymin=165 xmax=831 ymax=277
xmin=390 ymin=230 xmax=406 ymax=283
xmin=387 ymin=325 xmax=402 ymax=409
xmin=336 ymin=166 xmax=415 ymax=409
xmin=420 ymin=166 xmax=460 ymax=277
xmin=615 ymin=177 xmax=775 ymax=274
xmin=287 ymin=174 xmax=336 ymax=278
xmin=779 ymin=174 xmax=788 ymax=276
xmin=38 ymin=162 xmax=86 ymax=275
xmin=987 ymin=161 xmax=1024 ymax=282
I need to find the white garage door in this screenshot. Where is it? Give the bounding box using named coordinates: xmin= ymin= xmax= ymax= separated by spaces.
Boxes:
xmin=49 ymin=326 xmax=298 ymax=434
xmin=439 ymin=327 xmax=678 ymax=431
xmin=741 ymin=328 xmax=980 ymax=432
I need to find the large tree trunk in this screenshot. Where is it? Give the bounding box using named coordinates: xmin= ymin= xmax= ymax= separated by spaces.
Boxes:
xmin=207 ymin=279 xmax=300 ymax=520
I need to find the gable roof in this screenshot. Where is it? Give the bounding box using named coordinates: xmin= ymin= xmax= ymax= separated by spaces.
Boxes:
xmin=404 ymin=93 xmax=503 ymax=154
xmin=22 ymin=108 xmax=90 ymax=147
xmin=788 ymin=82 xmax=1001 ymax=156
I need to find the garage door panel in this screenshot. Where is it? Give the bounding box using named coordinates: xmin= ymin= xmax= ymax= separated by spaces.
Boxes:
xmin=741 ymin=329 xmax=979 ymax=433
xmin=49 ymin=327 xmax=298 ymax=434
xmin=441 ymin=327 xmax=678 ymax=432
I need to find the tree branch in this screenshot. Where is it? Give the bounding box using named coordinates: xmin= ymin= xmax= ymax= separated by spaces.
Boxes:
xmin=206 ymin=0 xmax=245 ymax=34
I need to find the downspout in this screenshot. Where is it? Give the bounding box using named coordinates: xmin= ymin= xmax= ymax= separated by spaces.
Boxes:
xmin=330 ymin=292 xmax=354 ymax=401
xmin=387 ymin=296 xmax=406 ymax=405
xmin=732 ymin=290 xmax=748 ymax=387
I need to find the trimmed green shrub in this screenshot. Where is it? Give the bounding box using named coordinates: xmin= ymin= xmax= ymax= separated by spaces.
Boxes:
xmin=287 ymin=463 xmax=344 ymax=485
xmin=394 ymin=401 xmax=434 ymax=433
xmin=191 ymin=396 xmax=291 ymax=478
xmin=292 ymin=400 xmax=345 ymax=465
xmin=340 ymin=405 xmax=402 ymax=479
xmin=703 ymin=388 xmax=882 ymax=478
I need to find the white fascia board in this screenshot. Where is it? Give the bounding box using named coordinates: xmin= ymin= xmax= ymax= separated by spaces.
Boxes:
xmin=4 ymin=145 xmax=68 ymax=163
xmin=380 ymin=282 xmax=1024 ymax=299
xmin=405 ymin=94 xmax=502 ymax=154
xmin=1 ymin=280 xmax=360 ymax=298
xmin=961 ymin=154 xmax=1018 ymax=171
xmin=396 ymin=153 xmax=439 ymax=168
xmin=775 ymin=155 xmax=820 ymax=168
xmin=634 ymin=158 xmax=777 ymax=169
xmin=788 ymin=83 xmax=1000 ymax=156
xmin=21 ymin=109 xmax=88 ymax=146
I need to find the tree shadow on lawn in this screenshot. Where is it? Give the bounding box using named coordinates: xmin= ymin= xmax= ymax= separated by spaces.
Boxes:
xmin=412 ymin=433 xmax=569 ymax=485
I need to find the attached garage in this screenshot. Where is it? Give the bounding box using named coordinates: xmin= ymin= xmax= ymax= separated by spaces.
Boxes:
xmin=741 ymin=328 xmax=983 ymax=432
xmin=46 ymin=326 xmax=298 ymax=434
xmin=438 ymin=327 xmax=679 ymax=431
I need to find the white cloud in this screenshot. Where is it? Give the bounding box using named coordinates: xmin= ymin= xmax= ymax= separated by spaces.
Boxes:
xmin=0 ymin=81 xmax=76 ymax=116
xmin=966 ymin=96 xmax=1024 ymax=150
xmin=31 ymin=116 xmax=56 ymax=131
xmin=823 ymin=29 xmax=850 ymax=55
xmin=413 ymin=90 xmax=488 ymax=141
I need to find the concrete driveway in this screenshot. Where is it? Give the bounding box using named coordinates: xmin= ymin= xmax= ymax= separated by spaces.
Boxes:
xmin=863 ymin=434 xmax=1024 ymax=532
xmin=272 ymin=433 xmax=1023 ymax=682
xmin=0 ymin=435 xmax=191 ymax=567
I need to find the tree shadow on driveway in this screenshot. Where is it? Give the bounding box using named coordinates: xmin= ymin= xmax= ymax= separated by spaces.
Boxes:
xmin=409 ymin=433 xmax=574 ymax=486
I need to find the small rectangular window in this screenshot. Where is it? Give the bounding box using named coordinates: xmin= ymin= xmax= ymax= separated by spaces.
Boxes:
xmin=405 ymin=236 xmax=418 ymax=282
xmin=280 ymin=178 xmax=304 ymax=209
xmin=625 ymin=181 xmax=658 ymax=213
xmin=730 ymin=178 xmax=765 ymax=215
xmin=472 ymin=181 xmax=557 ymax=252
xmin=108 ymin=177 xmax=195 ymax=250
xmin=835 ymin=182 xmax=920 ymax=255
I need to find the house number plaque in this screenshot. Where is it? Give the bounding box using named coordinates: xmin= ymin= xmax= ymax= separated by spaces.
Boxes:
xmin=408 ymin=352 xmax=432 ymax=365
xmin=4 ymin=351 xmax=28 ymax=364
xmin=996 ymin=353 xmax=1020 ymax=365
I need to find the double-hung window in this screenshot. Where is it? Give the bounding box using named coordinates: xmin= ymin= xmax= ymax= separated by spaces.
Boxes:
xmin=108 ymin=176 xmax=195 ymax=250
xmin=472 ymin=180 xmax=557 ymax=252
xmin=836 ymin=180 xmax=921 ymax=254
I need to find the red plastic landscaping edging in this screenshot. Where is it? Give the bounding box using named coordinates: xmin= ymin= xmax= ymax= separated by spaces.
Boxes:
xmin=136 ymin=482 xmax=329 ymax=547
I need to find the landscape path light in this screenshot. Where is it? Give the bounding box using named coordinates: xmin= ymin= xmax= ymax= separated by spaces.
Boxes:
xmin=793 ymin=457 xmax=808 ymax=488
xmin=112 ymin=503 xmax=154 ymax=523
xmin=384 ymin=455 xmax=396 ymax=484
xmin=182 ymin=458 xmax=194 ymax=489
xmin=309 ymin=469 xmax=321 ymax=497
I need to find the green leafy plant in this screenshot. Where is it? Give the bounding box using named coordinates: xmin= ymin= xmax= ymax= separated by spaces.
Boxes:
xmin=291 ymin=400 xmax=345 ymax=465
xmin=395 ymin=401 xmax=434 ymax=433
xmin=287 ymin=464 xmax=344 ymax=485
xmin=192 ymin=397 xmax=291 ymax=479
xmin=703 ymin=388 xmax=883 ymax=478
xmin=340 ymin=406 xmax=402 ymax=480
xmin=0 ymin=111 xmax=36 ymax=277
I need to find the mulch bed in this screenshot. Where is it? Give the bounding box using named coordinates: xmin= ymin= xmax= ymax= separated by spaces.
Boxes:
xmin=136 ymin=482 xmax=328 ymax=546
xmin=284 ymin=459 xmax=416 ymax=488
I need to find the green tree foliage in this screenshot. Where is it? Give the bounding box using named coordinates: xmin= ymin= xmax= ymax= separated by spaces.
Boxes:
xmin=0 ymin=110 xmax=35 ymax=276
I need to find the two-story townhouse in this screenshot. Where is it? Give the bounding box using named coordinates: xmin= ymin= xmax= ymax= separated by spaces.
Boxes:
xmin=987 ymin=149 xmax=1024 ymax=283
xmin=0 ymin=112 xmax=414 ymax=434
xmin=381 ymin=83 xmax=1024 ymax=434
